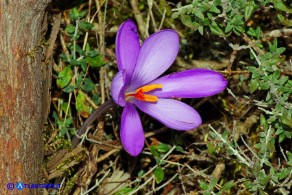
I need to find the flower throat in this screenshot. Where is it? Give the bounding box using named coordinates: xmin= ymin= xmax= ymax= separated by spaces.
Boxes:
xmin=125 ymin=84 xmax=162 ymax=102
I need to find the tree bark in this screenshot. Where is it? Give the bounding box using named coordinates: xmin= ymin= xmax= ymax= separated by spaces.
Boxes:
xmin=0 ymin=1 xmax=50 ymax=194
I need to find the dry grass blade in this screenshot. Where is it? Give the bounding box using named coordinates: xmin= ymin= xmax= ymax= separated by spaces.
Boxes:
xmin=99 ymin=170 xmax=130 ymax=195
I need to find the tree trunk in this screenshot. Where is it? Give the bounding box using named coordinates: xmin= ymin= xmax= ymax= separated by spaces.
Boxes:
xmin=0 ymin=1 xmax=51 ymax=194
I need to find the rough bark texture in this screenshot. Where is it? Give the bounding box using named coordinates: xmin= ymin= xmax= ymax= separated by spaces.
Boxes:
xmin=0 ymin=1 xmax=50 ymax=194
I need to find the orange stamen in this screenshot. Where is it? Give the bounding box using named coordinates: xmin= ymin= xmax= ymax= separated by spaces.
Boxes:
xmin=125 ymin=84 xmax=162 ymax=102
xmin=137 ymin=84 xmax=163 ymax=93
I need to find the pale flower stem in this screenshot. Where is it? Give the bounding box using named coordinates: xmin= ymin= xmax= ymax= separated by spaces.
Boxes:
xmin=150 ymin=173 xmax=178 ymax=194
xmin=129 ymin=176 xmax=154 ymax=195
xmin=178 ymin=165 xmax=187 ymax=194
xmin=81 ymin=169 xmax=111 ymax=195
xmin=241 ymin=135 xmax=260 ymax=161
xmin=260 ymin=125 xmax=272 ymax=166
xmin=128 ymin=145 xmax=177 ymax=194
xmin=209 ymin=125 xmax=250 ymax=167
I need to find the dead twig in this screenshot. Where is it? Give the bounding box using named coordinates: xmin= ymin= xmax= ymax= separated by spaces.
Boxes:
xmin=130 ymin=0 xmax=147 ymax=38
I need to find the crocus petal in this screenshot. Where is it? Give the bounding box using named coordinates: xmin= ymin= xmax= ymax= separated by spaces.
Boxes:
xmin=149 ymin=69 xmax=227 ymax=98
xmin=110 ymin=70 xmax=126 ymax=107
xmin=120 ymin=104 xmax=144 ymax=156
xmin=129 ymin=30 xmax=179 ymax=90
xmin=135 ymin=99 xmax=201 ymax=130
xmin=116 ymin=19 xmax=140 ymax=83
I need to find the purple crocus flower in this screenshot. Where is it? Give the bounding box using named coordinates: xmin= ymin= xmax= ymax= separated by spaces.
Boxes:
xmin=111 ymin=19 xmax=227 ymax=156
